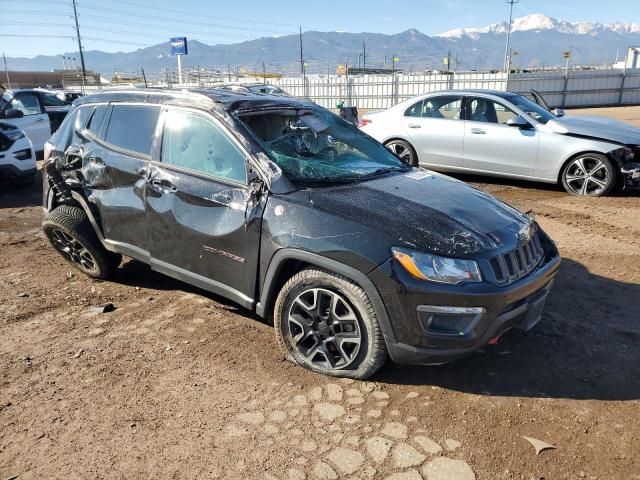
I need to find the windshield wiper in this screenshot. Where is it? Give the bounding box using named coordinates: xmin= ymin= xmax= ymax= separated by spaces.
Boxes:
xmin=358 ymin=166 xmax=410 ymax=178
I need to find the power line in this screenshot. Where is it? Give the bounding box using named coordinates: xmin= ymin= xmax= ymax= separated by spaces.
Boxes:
xmin=109 ymin=0 xmax=301 ymax=28
xmin=77 ymin=2 xmax=296 ymax=35
xmin=0 ymin=34 xmax=151 ymax=47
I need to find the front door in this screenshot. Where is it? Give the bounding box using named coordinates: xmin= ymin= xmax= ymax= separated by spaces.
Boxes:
xmin=401 ymin=95 xmax=464 ymax=168
xmin=462 ymin=96 xmax=539 ymax=177
xmin=145 ymin=107 xmax=263 ymax=307
xmin=2 ymin=92 xmax=51 ymax=152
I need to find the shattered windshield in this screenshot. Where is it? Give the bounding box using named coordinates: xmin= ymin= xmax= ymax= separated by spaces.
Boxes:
xmin=241 ymin=107 xmax=410 ymax=184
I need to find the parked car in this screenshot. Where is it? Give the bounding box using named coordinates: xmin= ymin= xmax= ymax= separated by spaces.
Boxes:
xmin=215 ymin=83 xmax=289 ymax=96
xmin=0 ymin=88 xmax=72 ymax=154
xmin=359 ymin=90 xmax=640 ymax=196
xmin=42 ymin=88 xmax=560 ymax=379
xmin=0 ymin=122 xmax=36 ymax=186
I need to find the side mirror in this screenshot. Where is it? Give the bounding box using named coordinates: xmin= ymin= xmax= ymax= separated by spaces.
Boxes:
xmin=552 ymin=108 xmax=565 ymax=118
xmin=2 ymin=108 xmax=24 ymax=119
xmin=506 ymin=116 xmax=531 ymax=129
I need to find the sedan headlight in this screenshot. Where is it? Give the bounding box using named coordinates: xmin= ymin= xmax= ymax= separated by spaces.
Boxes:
xmin=392 ymin=247 xmax=482 ymax=284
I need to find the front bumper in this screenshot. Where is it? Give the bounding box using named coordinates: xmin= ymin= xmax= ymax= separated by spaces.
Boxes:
xmin=621 ymin=163 xmax=640 ymax=190
xmin=0 ymin=164 xmax=37 ymax=181
xmin=369 ymin=245 xmax=561 ymax=365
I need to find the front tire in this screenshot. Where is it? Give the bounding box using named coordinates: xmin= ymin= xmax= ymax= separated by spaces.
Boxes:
xmin=274 ymin=268 xmax=387 ymax=379
xmin=561 ymin=153 xmax=617 ymax=196
xmin=43 ymin=205 xmax=122 ymax=279
xmin=385 ymin=139 xmax=418 ymax=167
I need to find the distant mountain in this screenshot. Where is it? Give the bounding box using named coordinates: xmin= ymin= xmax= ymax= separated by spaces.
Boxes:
xmin=5 ymin=14 xmax=640 ymax=78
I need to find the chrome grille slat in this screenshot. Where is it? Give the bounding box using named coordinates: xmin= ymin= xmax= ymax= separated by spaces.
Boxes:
xmin=488 ymin=232 xmax=545 ymax=285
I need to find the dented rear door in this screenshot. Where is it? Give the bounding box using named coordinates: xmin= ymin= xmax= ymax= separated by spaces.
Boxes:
xmin=145 ymin=107 xmax=262 ymax=307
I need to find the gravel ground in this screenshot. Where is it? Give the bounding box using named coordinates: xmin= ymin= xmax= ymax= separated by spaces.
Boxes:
xmin=0 ymin=107 xmax=639 ymax=480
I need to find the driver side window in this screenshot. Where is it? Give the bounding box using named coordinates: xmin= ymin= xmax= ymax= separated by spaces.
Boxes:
xmin=161 ymin=109 xmax=247 ymax=184
xmin=468 ymin=97 xmax=518 ymax=125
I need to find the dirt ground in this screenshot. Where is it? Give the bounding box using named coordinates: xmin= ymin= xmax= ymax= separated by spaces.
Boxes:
xmin=1 ymin=107 xmax=639 ymax=480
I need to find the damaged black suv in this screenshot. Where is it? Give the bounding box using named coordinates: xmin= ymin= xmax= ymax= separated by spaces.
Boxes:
xmin=42 ymin=89 xmax=560 ymax=379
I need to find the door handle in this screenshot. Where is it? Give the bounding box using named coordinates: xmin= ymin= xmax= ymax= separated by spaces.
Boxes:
xmin=88 ymin=156 xmax=105 ymax=166
xmin=470 ymin=128 xmax=486 ymax=134
xmin=408 ymin=124 xmax=421 ymax=129
xmin=34 ymin=117 xmax=46 ymax=122
xmin=149 ymin=178 xmax=177 ymax=193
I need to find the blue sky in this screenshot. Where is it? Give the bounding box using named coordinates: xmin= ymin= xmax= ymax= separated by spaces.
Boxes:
xmin=2 ymin=0 xmax=639 ymax=58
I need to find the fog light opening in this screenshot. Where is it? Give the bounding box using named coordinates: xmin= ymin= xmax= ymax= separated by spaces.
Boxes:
xmin=417 ymin=306 xmax=485 ymax=337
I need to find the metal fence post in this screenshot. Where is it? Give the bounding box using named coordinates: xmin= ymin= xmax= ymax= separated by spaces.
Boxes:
xmin=561 ymin=69 xmax=569 ymax=108
xmin=618 ymin=68 xmax=627 ymax=105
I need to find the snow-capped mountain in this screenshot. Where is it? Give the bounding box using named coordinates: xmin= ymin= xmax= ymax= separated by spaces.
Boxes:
xmin=437 ymin=13 xmax=640 ymax=39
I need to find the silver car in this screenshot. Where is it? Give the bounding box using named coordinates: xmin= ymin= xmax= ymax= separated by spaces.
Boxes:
xmin=359 ymin=90 xmax=640 ymax=196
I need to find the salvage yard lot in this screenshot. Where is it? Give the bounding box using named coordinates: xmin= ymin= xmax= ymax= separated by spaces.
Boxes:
xmin=1 ymin=107 xmax=639 ymax=480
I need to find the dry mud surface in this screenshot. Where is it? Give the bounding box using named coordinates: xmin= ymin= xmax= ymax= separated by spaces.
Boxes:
xmin=1 ymin=107 xmax=639 ymax=480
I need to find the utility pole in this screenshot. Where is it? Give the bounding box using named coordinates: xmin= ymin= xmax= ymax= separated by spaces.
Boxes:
xmin=3 ymin=52 xmax=11 ymax=89
xmin=362 ymin=40 xmax=366 ymax=70
xmin=262 ymin=61 xmax=266 ymax=82
xmin=228 ymin=64 xmax=231 ymax=82
xmin=71 ymin=0 xmax=87 ymax=82
xmin=299 ymin=26 xmax=304 ymax=75
xmin=503 ymin=0 xmax=519 ymax=72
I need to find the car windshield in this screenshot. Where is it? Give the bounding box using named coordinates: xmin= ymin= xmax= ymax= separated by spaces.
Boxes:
xmin=241 ymin=107 xmax=410 ymax=184
xmin=504 ymin=94 xmax=556 ymax=124
xmin=40 ymin=93 xmax=68 ymax=107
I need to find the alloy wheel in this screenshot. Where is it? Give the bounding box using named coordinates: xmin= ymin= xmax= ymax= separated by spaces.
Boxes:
xmin=386 ymin=142 xmax=413 ymax=165
xmin=564 ymin=156 xmax=611 ymax=195
xmin=50 ymin=228 xmax=96 ymax=271
xmin=286 ymin=288 xmax=362 ymax=370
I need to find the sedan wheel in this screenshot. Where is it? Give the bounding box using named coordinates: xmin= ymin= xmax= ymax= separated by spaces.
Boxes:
xmin=385 ymin=140 xmax=417 ymax=167
xmin=562 ymin=154 xmax=616 ymax=196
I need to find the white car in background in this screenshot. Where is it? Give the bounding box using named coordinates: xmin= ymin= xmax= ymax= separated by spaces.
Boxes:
xmin=0 ymin=88 xmax=71 ymax=155
xmin=0 ymin=122 xmax=37 ymax=186
xmin=359 ymin=90 xmax=640 ymax=196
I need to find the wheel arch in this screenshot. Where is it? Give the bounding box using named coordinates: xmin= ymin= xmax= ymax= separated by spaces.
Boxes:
xmin=256 ymin=248 xmax=397 ymax=344
xmin=556 ymin=149 xmax=620 ymax=184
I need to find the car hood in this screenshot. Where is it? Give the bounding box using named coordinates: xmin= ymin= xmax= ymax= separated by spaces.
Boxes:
xmin=309 ymin=170 xmax=533 ymax=258
xmin=549 ymin=115 xmax=640 ymax=145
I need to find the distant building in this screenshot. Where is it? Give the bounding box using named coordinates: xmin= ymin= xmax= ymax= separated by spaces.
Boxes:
xmin=1 ymin=70 xmax=102 ymax=89
xmin=625 ymin=47 xmax=640 ymax=69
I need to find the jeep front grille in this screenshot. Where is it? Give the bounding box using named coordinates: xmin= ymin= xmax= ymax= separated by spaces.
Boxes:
xmin=489 ymin=233 xmax=545 ymax=285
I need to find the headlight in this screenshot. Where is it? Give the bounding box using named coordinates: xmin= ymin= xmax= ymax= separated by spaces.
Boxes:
xmin=392 ymin=247 xmax=482 ymax=284
xmin=5 ymin=130 xmax=25 ymax=141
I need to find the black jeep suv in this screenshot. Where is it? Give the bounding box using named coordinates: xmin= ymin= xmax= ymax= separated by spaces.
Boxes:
xmin=42 ymin=88 xmax=560 ymax=379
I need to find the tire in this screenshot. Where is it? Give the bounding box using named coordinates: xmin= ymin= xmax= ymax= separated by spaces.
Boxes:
xmin=385 ymin=139 xmax=418 ymax=167
xmin=274 ymin=267 xmax=387 ymax=379
xmin=43 ymin=205 xmax=122 ymax=279
xmin=561 ymin=153 xmax=617 ymax=197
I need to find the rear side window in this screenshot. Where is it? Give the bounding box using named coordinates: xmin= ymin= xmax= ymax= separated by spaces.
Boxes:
xmin=12 ymin=93 xmax=42 ymax=116
xmin=104 ymin=105 xmax=160 ymax=156
xmin=161 ymin=109 xmax=246 ymax=183
xmin=86 ymin=104 xmax=108 ymax=136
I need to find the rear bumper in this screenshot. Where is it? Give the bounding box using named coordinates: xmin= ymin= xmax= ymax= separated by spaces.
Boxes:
xmin=369 ymin=246 xmax=561 ymax=365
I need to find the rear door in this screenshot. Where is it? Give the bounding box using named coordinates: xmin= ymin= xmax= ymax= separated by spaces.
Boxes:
xmin=86 ymin=103 xmax=160 ymax=259
xmin=145 ymin=107 xmax=263 ymax=307
xmin=2 ymin=92 xmax=51 ymax=152
xmin=401 ymin=94 xmax=464 ymax=167
xmin=462 ymin=96 xmax=539 ymax=177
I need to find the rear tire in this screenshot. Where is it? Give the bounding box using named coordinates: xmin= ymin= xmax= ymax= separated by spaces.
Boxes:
xmin=385 ymin=139 xmax=418 ymax=167
xmin=43 ymin=205 xmax=122 ymax=279
xmin=274 ymin=268 xmax=387 ymax=379
xmin=561 ymin=153 xmax=617 ymax=196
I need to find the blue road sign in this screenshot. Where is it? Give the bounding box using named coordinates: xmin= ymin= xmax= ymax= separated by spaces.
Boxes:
xmin=170 ymin=37 xmax=188 ymax=56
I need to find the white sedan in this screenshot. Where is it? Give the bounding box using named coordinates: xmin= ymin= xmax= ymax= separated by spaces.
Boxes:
xmin=359 ymin=90 xmax=640 ymax=196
